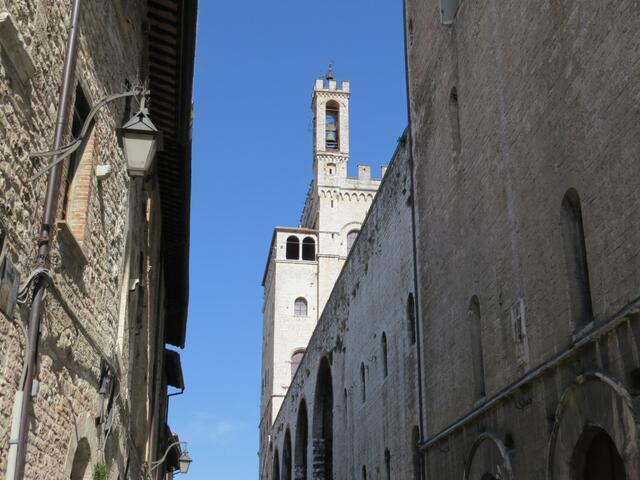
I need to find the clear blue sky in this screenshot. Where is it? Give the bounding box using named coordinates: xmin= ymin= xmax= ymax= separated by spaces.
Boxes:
xmin=168 ymin=1 xmax=407 ymax=478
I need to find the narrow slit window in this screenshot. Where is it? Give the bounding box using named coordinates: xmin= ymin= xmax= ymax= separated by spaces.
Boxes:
xmin=407 ymin=293 xmax=416 ymax=344
xmin=561 ymin=189 xmax=593 ymax=329
xmin=468 ymin=296 xmax=485 ymax=399
xmin=360 ymin=363 xmax=366 ymax=402
xmin=381 ymin=332 xmax=388 ymax=378
xmin=449 ymin=87 xmax=461 ymax=157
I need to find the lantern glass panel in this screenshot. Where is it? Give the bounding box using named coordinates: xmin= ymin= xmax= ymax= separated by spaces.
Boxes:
xmin=123 ymin=132 xmax=156 ymax=175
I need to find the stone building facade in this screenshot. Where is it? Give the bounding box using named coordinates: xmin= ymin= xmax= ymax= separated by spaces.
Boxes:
xmin=259 ymin=76 xmax=394 ymax=478
xmin=405 ymin=0 xmax=640 ymax=479
xmin=262 ymin=1 xmax=640 ymax=479
xmin=0 ymin=1 xmax=195 ymax=479
xmin=262 ymin=135 xmax=417 ymax=480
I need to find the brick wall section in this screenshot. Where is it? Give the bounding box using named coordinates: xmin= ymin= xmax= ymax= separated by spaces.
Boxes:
xmin=405 ymin=0 xmax=640 ymax=477
xmin=265 ymin=142 xmax=420 ymax=479
xmin=0 ymin=1 xmax=171 ymax=478
xmin=65 ymin=130 xmax=96 ymax=245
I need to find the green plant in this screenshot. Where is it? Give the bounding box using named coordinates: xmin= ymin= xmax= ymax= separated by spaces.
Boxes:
xmin=93 ymin=463 xmax=107 ymax=480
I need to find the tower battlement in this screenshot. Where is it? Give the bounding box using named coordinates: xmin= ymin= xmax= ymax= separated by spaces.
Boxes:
xmin=314 ymin=78 xmax=350 ymax=93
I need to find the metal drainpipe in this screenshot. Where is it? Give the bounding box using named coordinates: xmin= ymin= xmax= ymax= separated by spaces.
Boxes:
xmin=14 ymin=1 xmax=82 ymax=478
xmin=402 ymin=0 xmax=427 ymax=478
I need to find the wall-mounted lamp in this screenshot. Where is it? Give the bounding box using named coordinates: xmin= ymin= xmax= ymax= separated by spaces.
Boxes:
xmin=29 ymin=87 xmax=160 ymax=181
xmin=146 ymin=441 xmax=192 ymax=478
xmin=178 ymin=450 xmax=193 ymax=474
xmin=118 ymin=97 xmax=161 ymax=177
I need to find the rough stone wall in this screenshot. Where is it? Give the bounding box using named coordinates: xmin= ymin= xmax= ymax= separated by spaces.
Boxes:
xmin=405 ymin=0 xmax=640 ymax=477
xmin=0 ymin=1 xmax=166 ymax=478
xmin=265 ymin=141 xmax=419 ymax=479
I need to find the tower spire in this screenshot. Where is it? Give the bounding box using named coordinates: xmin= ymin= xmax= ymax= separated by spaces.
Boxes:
xmin=326 ymin=60 xmax=335 ymax=81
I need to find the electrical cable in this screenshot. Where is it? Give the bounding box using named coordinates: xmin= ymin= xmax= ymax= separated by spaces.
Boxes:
xmin=28 ymin=87 xmax=149 ymax=182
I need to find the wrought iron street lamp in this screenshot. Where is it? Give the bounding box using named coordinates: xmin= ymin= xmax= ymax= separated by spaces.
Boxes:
xmin=29 ymin=87 xmax=160 ymax=181
xmin=178 ymin=450 xmax=193 ymax=474
xmin=118 ymin=97 xmax=161 ymax=177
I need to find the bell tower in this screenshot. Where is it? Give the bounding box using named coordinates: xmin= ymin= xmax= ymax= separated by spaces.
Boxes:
xmin=260 ymin=73 xmax=383 ymax=477
xmin=312 ymin=67 xmax=350 ymax=186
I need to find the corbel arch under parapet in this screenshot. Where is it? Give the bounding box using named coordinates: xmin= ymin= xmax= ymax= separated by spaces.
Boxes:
xmin=463 ymin=432 xmax=513 ymax=480
xmin=547 ymin=372 xmax=639 ymax=480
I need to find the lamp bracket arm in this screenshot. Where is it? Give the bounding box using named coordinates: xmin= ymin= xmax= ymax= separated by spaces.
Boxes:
xmin=28 ymin=88 xmax=150 ymax=182
xmin=147 ymin=441 xmax=183 ymax=474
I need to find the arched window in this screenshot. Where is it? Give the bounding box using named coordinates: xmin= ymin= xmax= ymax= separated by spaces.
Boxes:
xmin=561 ymin=189 xmax=593 ymax=329
xmin=291 ymin=349 xmax=305 ymax=379
xmin=294 ymin=298 xmax=308 ymax=317
xmin=302 ymin=237 xmax=316 ymax=261
xmin=573 ymin=427 xmax=625 ymax=480
xmin=381 ymin=333 xmax=388 ymax=378
xmin=384 ymin=449 xmax=391 ymax=480
xmin=313 ymin=358 xmax=333 ymax=479
xmin=362 ymin=466 xmax=367 ymax=480
xmin=407 ymin=293 xmax=416 ymax=344
xmin=469 ymin=296 xmax=485 ymax=399
xmin=295 ymin=400 xmax=308 ymax=479
xmin=360 ymin=363 xmax=366 ymax=403
xmin=286 ymin=236 xmax=300 ymax=260
xmin=283 ymin=430 xmax=292 ymax=480
xmin=325 ymin=101 xmax=339 ymax=150
xmin=346 ymin=230 xmax=359 ymax=255
xmin=449 ymin=87 xmax=461 ymax=156
xmin=70 ymin=438 xmax=91 ymax=480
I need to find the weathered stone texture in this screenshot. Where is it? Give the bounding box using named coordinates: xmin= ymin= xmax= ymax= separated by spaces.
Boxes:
xmin=0 ymin=1 xmax=173 ymax=479
xmin=406 ymin=0 xmax=640 ymax=478
xmin=265 ymin=141 xmax=420 ymax=479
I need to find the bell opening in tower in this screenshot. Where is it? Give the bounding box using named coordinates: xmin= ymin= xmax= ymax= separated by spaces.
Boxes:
xmin=325 ymin=101 xmax=339 ymax=150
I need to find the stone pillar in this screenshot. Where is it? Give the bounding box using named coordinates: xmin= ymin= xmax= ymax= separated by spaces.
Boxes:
xmin=312 ymin=438 xmax=325 ymax=480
